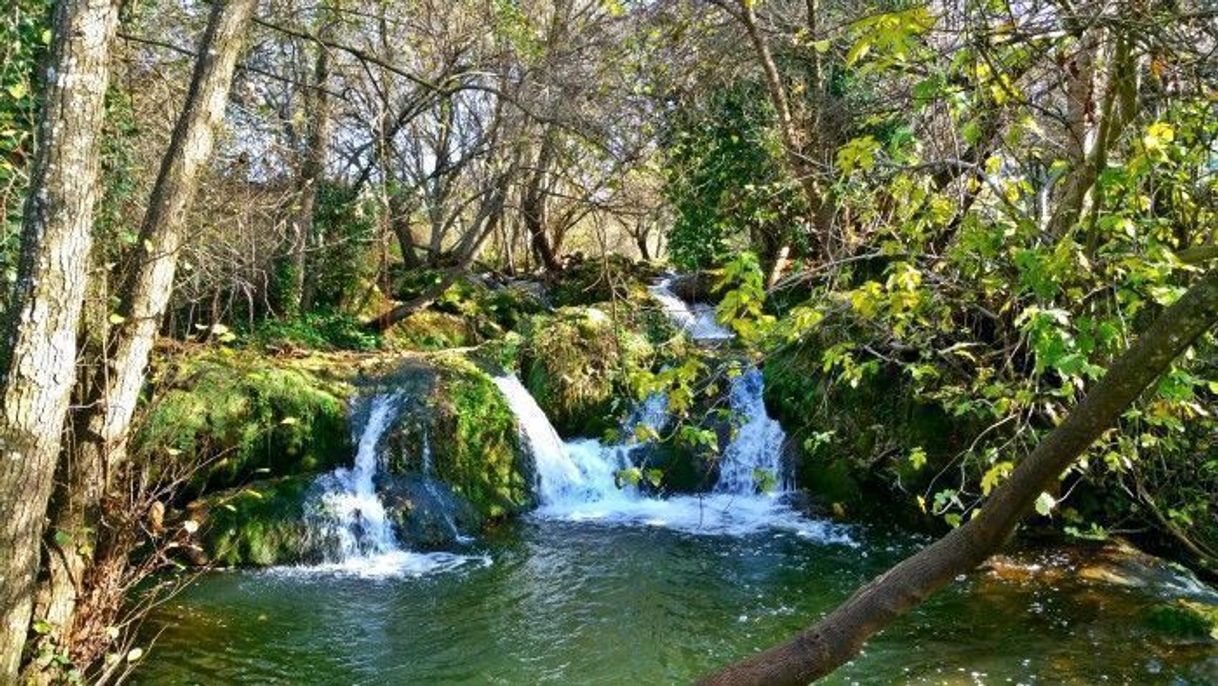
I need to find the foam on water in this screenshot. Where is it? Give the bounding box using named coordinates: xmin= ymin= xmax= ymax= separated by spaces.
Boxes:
xmin=494 ymin=371 xmax=854 ymax=545
xmin=648 ymin=277 xmax=733 ymax=342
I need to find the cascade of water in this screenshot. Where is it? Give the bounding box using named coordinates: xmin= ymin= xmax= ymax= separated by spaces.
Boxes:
xmin=299 ymin=394 xmax=489 ymax=577
xmin=647 ymin=277 xmax=733 ymax=342
xmin=307 ymin=394 xmax=402 ymax=559
xmin=715 ymin=368 xmax=788 ymax=495
xmin=492 ymin=371 xmax=853 ymax=544
xmin=491 ymin=374 xmax=586 ymax=503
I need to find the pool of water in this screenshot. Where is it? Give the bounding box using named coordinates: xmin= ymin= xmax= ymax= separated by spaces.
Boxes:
xmin=136 ymin=518 xmax=1218 ymax=684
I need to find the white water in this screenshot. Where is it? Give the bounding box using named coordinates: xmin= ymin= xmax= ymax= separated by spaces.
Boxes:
xmin=493 ymin=373 xmax=853 ymax=544
xmin=648 ymin=277 xmax=733 ymax=342
xmin=298 ymin=394 xmax=488 ymax=578
xmin=715 ymin=368 xmax=788 ymax=494
xmin=492 ymin=375 xmax=584 ymax=504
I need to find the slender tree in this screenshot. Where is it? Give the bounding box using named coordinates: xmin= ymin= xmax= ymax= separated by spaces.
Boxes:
xmin=0 ymin=0 xmax=121 ymax=677
xmin=37 ymin=0 xmax=259 ymax=659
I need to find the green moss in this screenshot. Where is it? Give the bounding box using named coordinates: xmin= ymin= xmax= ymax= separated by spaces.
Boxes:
xmin=136 ymin=349 xmax=353 ymax=496
xmin=194 ymin=475 xmax=316 ymax=567
xmin=548 ymin=255 xmax=660 ymax=307
xmin=763 ymin=340 xmax=972 ymax=520
xmin=519 ymin=307 xmax=653 ymax=437
xmin=1143 ymin=599 xmax=1218 ymax=641
xmin=387 ymin=310 xmax=476 ymax=351
xmin=388 ymin=268 xmax=543 ymax=337
xmin=382 ymin=355 xmax=531 ymax=519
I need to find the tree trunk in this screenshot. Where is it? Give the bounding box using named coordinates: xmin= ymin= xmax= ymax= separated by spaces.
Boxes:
xmin=699 ymin=267 xmax=1218 ymax=686
xmin=736 ymin=0 xmax=824 ymax=261
xmin=0 ymin=0 xmax=120 ymax=677
xmin=389 ymin=191 xmax=421 ymax=269
xmin=522 ymin=132 xmax=562 ymax=273
xmin=367 ymin=167 xmax=514 ymax=331
xmin=293 ymin=41 xmax=333 ymax=314
xmin=36 ymin=0 xmax=257 ymax=661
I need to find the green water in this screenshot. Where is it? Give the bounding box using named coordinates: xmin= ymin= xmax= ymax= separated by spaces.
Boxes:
xmin=137 ymin=520 xmax=1218 ymax=684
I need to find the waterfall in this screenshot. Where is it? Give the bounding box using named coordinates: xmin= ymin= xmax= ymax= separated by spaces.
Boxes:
xmin=493 ymin=372 xmax=853 ymax=544
xmin=297 ymin=394 xmax=489 ymax=577
xmin=308 ymin=394 xmax=402 ymax=559
xmin=715 ymin=368 xmax=788 ymax=495
xmin=648 ymin=277 xmax=733 ymax=342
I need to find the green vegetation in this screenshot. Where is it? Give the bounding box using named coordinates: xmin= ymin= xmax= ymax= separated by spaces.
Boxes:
xmin=135 ymin=349 xmax=353 ymax=495
xmin=519 ymin=306 xmax=655 ymax=437
xmin=382 ymin=355 xmax=531 ymax=519
xmin=194 ymin=475 xmax=317 ymax=567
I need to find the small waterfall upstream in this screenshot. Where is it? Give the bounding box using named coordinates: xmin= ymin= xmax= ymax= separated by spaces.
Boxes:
xmin=648 ymin=277 xmax=734 ymax=342
xmin=714 ymin=368 xmax=788 ymax=494
xmin=297 ymin=394 xmax=488 ymax=577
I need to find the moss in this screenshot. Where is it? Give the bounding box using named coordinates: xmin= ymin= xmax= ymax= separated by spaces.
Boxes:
xmin=519 ymin=307 xmax=654 ymax=437
xmin=381 ymin=355 xmax=532 ymax=519
xmin=548 ymin=255 xmax=660 ymax=307
xmin=193 ymin=475 xmax=317 ymax=567
xmin=135 ymin=349 xmax=353 ymax=497
xmin=1143 ymin=599 xmax=1218 ymax=641
xmin=386 ymin=310 xmax=476 ymax=351
xmin=762 ymin=340 xmax=973 ymax=520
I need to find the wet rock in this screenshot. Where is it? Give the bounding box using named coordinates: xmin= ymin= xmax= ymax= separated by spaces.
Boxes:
xmin=377 ymin=474 xmax=484 ymax=550
xmin=667 ymin=272 xmax=718 ymax=304
xmin=379 ymin=355 xmax=533 ymax=519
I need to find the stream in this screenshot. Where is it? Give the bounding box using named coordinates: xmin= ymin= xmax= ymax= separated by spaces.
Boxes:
xmin=135 ymin=520 xmax=1218 ymax=684
xmin=134 ymin=283 xmax=1218 ymax=684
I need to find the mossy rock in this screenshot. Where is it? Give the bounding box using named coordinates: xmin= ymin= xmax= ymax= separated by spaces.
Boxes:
xmin=548 ymin=255 xmax=661 ymax=307
xmin=762 ymin=339 xmax=974 ymax=521
xmin=386 ymin=310 xmax=477 ymax=351
xmin=388 ymin=267 xmax=544 ymax=336
xmin=380 ymin=355 xmax=532 ymax=519
xmin=136 ymin=349 xmax=354 ymax=497
xmin=377 ymin=473 xmax=484 ymax=549
xmin=519 ymin=307 xmax=654 ymax=437
xmin=191 ymin=475 xmax=318 ymax=567
xmin=1143 ymin=599 xmax=1218 ymax=641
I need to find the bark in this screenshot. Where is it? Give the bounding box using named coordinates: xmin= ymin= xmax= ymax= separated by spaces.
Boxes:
xmin=291 ymin=41 xmax=334 ymax=314
xmin=735 ymin=0 xmax=824 ymax=262
xmin=700 ymin=267 xmax=1218 ymax=686
xmin=36 ymin=0 xmax=257 ymax=658
xmin=389 ymin=191 xmax=422 ymax=269
xmin=522 ymin=132 xmax=562 ymax=273
xmin=1045 ymin=21 xmax=1101 ymax=238
xmin=0 ymin=0 xmax=120 ymax=677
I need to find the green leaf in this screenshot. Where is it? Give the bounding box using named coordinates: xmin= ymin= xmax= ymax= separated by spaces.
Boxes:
xmin=32 ymin=620 xmax=54 ymax=635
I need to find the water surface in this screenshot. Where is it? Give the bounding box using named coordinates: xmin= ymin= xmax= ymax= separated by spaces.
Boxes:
xmin=137 ymin=519 xmax=1218 ymax=684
